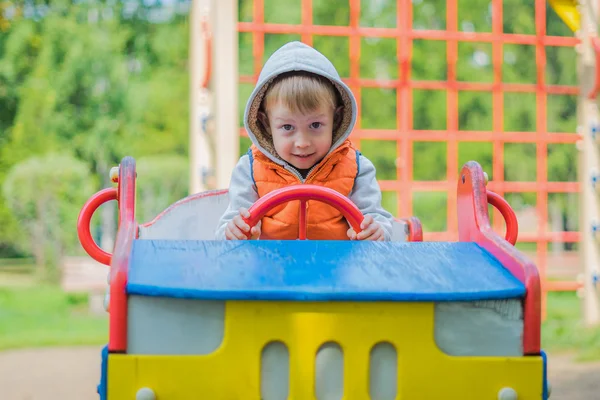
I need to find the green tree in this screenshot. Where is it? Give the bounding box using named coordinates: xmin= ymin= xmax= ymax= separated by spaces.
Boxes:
xmin=0 ymin=1 xmax=191 ymax=255
xmin=2 ymin=153 xmax=93 ymax=280
xmin=136 ymin=154 xmax=189 ymax=223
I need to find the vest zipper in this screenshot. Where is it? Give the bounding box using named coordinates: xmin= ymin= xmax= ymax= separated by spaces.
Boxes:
xmin=284 ymin=164 xmax=319 ymax=183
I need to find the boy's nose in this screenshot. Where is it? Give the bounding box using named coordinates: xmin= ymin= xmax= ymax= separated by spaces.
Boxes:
xmin=295 ymin=135 xmax=311 ymax=148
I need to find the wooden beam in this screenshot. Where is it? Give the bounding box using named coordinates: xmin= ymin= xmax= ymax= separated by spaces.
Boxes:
xmin=577 ymin=0 xmax=600 ymax=326
xmin=213 ymin=0 xmax=239 ymax=190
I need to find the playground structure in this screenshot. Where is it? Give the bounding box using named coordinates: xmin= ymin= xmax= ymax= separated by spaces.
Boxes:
xmin=75 ymin=2 xmax=600 ymax=397
xmin=188 ymin=0 xmax=600 ymax=325
xmin=79 ymin=156 xmax=549 ymax=399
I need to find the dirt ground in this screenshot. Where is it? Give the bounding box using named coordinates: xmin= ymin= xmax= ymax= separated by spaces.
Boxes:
xmin=0 ymin=347 xmax=598 ymax=399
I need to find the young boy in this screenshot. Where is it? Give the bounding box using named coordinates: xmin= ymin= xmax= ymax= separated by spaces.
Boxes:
xmin=215 ymin=41 xmax=393 ymax=241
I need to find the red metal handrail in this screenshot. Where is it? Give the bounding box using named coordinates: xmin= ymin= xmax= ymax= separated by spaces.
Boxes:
xmin=77 ymin=188 xmax=118 ymax=266
xmin=396 ymin=216 xmax=424 ymax=242
xmin=487 ymin=191 xmax=519 ymax=246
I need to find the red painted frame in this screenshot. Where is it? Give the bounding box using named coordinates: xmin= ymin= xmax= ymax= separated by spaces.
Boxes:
xmin=78 ymin=170 xmax=233 ymax=352
xmin=76 ymin=157 xmax=138 ymax=352
xmin=237 ymin=0 xmax=582 ymax=317
xmin=108 ymin=157 xmax=137 ymax=352
xmin=589 ymin=37 xmax=600 ymax=99
xmin=458 ymin=161 xmax=540 ymax=355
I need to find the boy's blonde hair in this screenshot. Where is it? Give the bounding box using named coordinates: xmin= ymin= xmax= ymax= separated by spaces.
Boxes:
xmin=263 ymin=72 xmax=340 ymax=115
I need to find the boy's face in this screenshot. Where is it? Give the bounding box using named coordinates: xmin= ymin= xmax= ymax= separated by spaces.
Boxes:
xmin=261 ymin=101 xmax=337 ymax=171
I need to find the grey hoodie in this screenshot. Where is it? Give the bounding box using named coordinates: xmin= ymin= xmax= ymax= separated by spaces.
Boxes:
xmin=215 ymin=41 xmax=393 ymax=239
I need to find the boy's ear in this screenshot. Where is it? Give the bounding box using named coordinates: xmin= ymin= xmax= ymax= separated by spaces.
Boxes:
xmin=258 ymin=111 xmax=271 ymax=134
xmin=333 ymin=106 xmax=344 ymax=130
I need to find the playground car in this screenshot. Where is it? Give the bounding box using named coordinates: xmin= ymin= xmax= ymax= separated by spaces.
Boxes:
xmin=78 ymin=156 xmax=549 ymax=400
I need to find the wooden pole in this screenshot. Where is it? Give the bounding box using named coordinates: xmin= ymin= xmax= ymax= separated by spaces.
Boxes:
xmin=212 ymin=0 xmax=239 ymax=190
xmin=189 ymin=0 xmax=215 ymax=195
xmin=577 ymin=0 xmax=600 ymax=326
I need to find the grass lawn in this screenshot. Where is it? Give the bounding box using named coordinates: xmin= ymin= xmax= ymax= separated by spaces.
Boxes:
xmin=0 ymin=280 xmax=599 ymax=360
xmin=0 ymin=284 xmax=108 ymax=351
xmin=542 ymin=290 xmax=600 ymax=361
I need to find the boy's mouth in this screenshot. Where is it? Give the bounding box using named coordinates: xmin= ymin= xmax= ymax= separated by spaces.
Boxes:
xmin=293 ymin=153 xmax=314 ymax=158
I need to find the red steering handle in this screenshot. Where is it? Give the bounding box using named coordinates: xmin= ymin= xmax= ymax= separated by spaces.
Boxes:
xmin=244 ymin=184 xmax=364 ymax=240
xmin=77 ymin=188 xmax=118 ymax=266
xmin=487 ymin=190 xmax=519 ymax=245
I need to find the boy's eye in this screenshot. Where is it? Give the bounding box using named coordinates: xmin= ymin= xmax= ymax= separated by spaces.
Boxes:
xmin=310 ymin=122 xmax=322 ymax=129
xmin=282 ymin=124 xmax=293 ymax=131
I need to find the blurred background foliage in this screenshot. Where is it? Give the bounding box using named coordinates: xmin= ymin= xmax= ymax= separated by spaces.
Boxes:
xmin=0 ymin=0 xmax=578 ymax=277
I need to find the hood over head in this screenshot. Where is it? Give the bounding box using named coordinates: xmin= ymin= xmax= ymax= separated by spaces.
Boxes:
xmin=243 ymin=41 xmax=357 ymax=165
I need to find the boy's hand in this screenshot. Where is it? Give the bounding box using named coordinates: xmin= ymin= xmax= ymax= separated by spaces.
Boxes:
xmin=225 ymin=208 xmax=261 ymax=240
xmin=347 ymin=214 xmax=385 ymax=241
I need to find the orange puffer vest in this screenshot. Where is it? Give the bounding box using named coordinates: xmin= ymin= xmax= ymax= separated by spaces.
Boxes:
xmin=249 ymin=140 xmax=359 ymax=240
